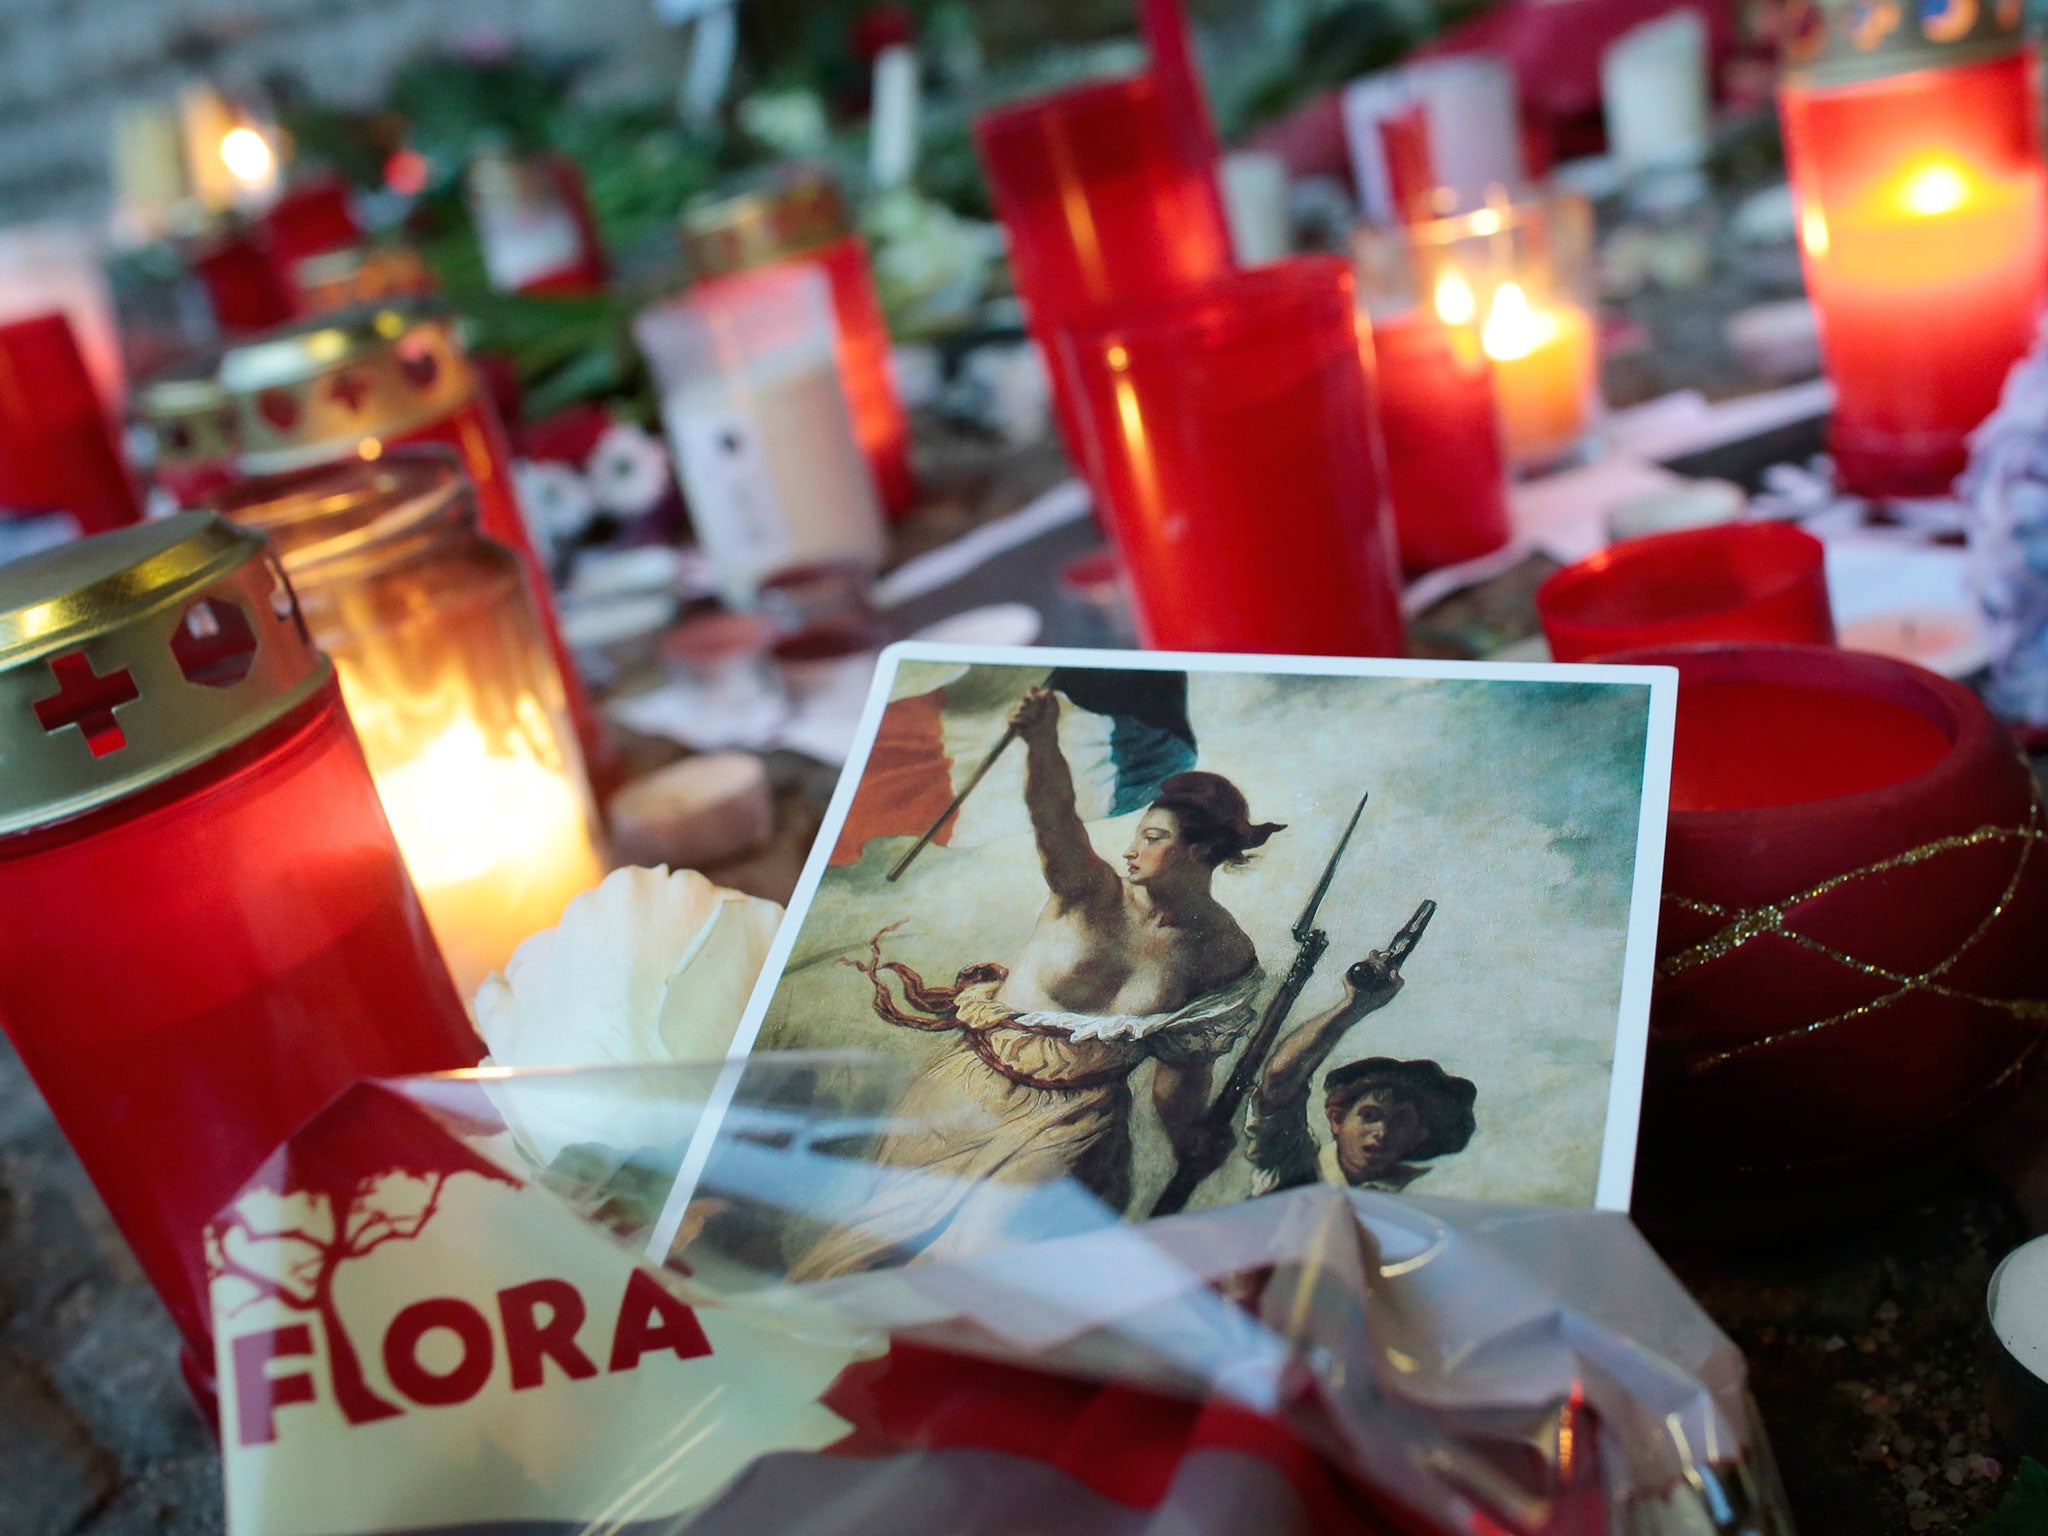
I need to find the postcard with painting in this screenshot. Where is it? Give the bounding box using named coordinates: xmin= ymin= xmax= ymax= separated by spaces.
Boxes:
xmin=716 ymin=645 xmax=1676 ymax=1281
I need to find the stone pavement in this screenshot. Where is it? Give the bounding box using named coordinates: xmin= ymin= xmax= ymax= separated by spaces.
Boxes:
xmin=0 ymin=1031 xmax=222 ymax=1536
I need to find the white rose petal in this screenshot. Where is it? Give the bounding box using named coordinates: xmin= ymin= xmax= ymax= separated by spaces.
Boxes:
xmin=473 ymin=865 xmax=781 ymax=1164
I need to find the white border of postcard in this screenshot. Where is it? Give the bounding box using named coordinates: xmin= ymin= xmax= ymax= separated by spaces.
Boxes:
xmin=649 ymin=644 xmax=1678 ymax=1257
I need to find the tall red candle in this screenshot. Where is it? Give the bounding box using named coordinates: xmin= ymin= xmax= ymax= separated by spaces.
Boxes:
xmin=0 ymin=514 xmax=479 ymax=1363
xmin=1370 ymin=311 xmax=1512 ymax=574
xmin=1781 ymin=13 xmax=2048 ymax=497
xmin=1060 ymin=258 xmax=1404 ymax=656
xmin=0 ymin=312 xmax=143 ymax=533
xmin=974 ymin=73 xmax=1233 ymax=458
xmin=1620 ymin=643 xmax=2048 ymax=1232
xmin=1536 ymin=522 xmax=1835 ymax=661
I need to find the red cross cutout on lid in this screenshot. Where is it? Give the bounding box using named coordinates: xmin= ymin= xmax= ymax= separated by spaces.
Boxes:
xmin=328 ymin=369 xmax=371 ymax=413
xmin=33 ymin=651 xmax=140 ymax=758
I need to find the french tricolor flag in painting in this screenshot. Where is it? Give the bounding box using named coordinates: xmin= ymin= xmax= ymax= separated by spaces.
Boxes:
xmin=831 ymin=667 xmax=1197 ymax=867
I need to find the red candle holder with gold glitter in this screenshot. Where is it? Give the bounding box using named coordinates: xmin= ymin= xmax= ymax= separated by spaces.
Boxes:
xmin=0 ymin=514 xmax=479 ymax=1369
xmin=1622 ymin=643 xmax=2048 ymax=1234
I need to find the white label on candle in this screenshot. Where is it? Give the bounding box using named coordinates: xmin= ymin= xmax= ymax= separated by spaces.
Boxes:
xmin=476 ymin=202 xmax=584 ymax=293
xmin=669 ymin=404 xmax=795 ymax=579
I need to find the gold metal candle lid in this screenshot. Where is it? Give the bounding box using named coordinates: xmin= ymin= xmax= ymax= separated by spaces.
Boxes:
xmin=0 ymin=513 xmax=330 ymax=837
xmin=1780 ymin=0 xmax=2028 ymax=84
xmin=679 ymin=175 xmax=852 ymax=280
xmin=218 ymin=302 xmax=476 ymax=474
xmin=136 ymin=361 xmax=238 ymax=467
xmin=291 ymin=243 xmax=437 ymax=314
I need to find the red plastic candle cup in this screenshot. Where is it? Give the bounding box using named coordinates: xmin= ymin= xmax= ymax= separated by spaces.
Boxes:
xmin=681 ymin=178 xmax=919 ymax=517
xmin=259 ymin=172 xmax=365 ymax=289
xmin=1618 ymin=644 xmax=2048 ymax=1233
xmin=219 ymin=302 xmax=619 ymax=797
xmin=1536 ymin=522 xmax=1835 ymax=662
xmin=1370 ymin=311 xmax=1512 ymax=575
xmin=187 ymin=221 xmax=297 ymax=335
xmin=0 ymin=312 xmax=143 ymax=533
xmin=974 ymin=73 xmax=1233 ymax=458
xmin=1060 ymin=257 xmax=1405 ymax=656
xmin=0 ymin=515 xmax=480 ymax=1364
xmin=1782 ymin=34 xmax=2048 ymax=497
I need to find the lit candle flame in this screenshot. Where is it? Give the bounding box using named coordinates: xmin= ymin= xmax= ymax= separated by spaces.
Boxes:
xmin=1897 ymin=160 xmax=1970 ymax=218
xmin=1481 ymin=281 xmax=1554 ymax=362
xmin=1434 ymin=269 xmax=1478 ymax=327
xmin=220 ymin=126 xmax=276 ymax=189
xmin=1800 ymin=206 xmax=1830 ymax=258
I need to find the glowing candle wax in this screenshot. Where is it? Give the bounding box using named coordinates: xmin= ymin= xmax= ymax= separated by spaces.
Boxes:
xmin=1782 ymin=30 xmax=2048 ymax=497
xmin=365 ymin=704 xmax=608 ymax=996
xmin=1481 ymin=279 xmax=1600 ymax=469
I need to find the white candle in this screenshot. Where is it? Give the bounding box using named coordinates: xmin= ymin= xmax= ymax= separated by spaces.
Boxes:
xmin=1601 ymin=10 xmax=1710 ymax=172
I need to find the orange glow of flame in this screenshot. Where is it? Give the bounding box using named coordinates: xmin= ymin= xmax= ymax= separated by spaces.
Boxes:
xmin=1434 ymin=269 xmax=1477 ymax=327
xmin=1897 ymin=160 xmax=1971 ymax=218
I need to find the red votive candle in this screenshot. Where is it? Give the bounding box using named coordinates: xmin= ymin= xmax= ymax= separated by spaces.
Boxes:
xmin=974 ymin=73 xmax=1233 ymax=457
xmin=1536 ymin=522 xmax=1834 ymax=662
xmin=1370 ymin=311 xmax=1512 ymax=575
xmin=0 ymin=312 xmax=143 ymax=533
xmin=1622 ymin=643 xmax=2048 ymax=1231
xmin=0 ymin=515 xmax=480 ymax=1365
xmin=1782 ymin=22 xmax=2048 ymax=497
xmin=1060 ymin=257 xmax=1404 ymax=656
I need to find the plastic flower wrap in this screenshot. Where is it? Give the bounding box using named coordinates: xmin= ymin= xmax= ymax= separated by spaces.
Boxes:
xmin=209 ymin=1056 xmax=1793 ymax=1536
xmin=1962 ymin=320 xmax=2048 ymax=727
xmin=473 ymin=866 xmax=781 ymax=1163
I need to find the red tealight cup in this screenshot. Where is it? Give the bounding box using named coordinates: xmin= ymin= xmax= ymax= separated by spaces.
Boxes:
xmin=1369 ymin=311 xmax=1512 ymax=575
xmin=1060 ymin=257 xmax=1405 ymax=657
xmin=0 ymin=312 xmax=143 ymax=533
xmin=1536 ymin=522 xmax=1834 ymax=662
xmin=1623 ymin=644 xmax=2048 ymax=1234
xmin=974 ymin=72 xmax=1233 ymax=458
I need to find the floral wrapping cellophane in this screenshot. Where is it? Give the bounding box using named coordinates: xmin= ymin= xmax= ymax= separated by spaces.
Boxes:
xmin=208 ymin=1055 xmax=1791 ymax=1536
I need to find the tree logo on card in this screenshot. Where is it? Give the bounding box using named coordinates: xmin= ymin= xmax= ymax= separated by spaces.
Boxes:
xmin=209 ymin=1083 xmax=713 ymax=1448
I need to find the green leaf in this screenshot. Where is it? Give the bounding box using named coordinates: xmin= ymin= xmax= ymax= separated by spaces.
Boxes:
xmin=1970 ymin=1458 xmax=2048 ymax=1536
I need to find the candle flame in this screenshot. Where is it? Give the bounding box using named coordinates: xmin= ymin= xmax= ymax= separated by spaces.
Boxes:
xmin=220 ymin=126 xmax=276 ymax=188
xmin=1434 ymin=269 xmax=1478 ymax=326
xmin=1897 ymin=160 xmax=1970 ymax=218
xmin=1800 ymin=207 xmax=1829 ymax=258
xmin=1481 ymin=281 xmax=1553 ymax=362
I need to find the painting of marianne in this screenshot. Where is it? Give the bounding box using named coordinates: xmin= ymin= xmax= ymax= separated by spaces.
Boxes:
xmin=732 ymin=648 xmax=1672 ymax=1280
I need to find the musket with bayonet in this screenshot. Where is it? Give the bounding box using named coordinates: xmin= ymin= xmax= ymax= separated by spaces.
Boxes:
xmin=1149 ymin=790 xmax=1371 ymax=1218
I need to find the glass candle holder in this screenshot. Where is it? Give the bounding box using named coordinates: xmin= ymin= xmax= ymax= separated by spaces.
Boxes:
xmin=974 ymin=72 xmax=1233 ymax=458
xmin=218 ymin=301 xmax=616 ymax=794
xmin=1367 ymin=190 xmax=1600 ymax=471
xmin=1619 ymin=643 xmax=2048 ymax=1234
xmin=1536 ymin=522 xmax=1835 ymax=661
xmin=1059 ymin=256 xmax=1405 ymax=656
xmin=636 ymin=265 xmax=886 ymax=601
xmin=1352 ymin=223 xmax=1515 ymax=575
xmin=1781 ymin=9 xmax=2048 ymax=498
xmin=0 ymin=513 xmax=478 ymax=1364
xmin=209 ymin=455 xmax=610 ymax=999
xmin=682 ymin=175 xmax=919 ymax=518
xmin=0 ymin=312 xmax=143 ymax=533
xmin=137 ymin=360 xmax=240 ymax=509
